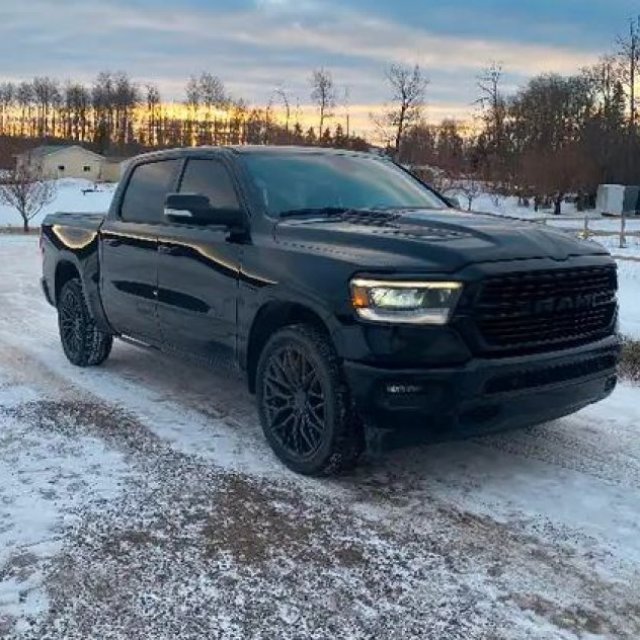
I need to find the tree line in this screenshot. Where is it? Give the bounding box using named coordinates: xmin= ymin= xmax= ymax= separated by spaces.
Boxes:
xmin=396 ymin=17 xmax=640 ymax=212
xmin=0 ymin=70 xmax=369 ymax=156
xmin=2 ymin=16 xmax=640 ymax=212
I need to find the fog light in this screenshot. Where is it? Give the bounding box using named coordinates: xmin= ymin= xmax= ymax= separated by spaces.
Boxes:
xmin=386 ymin=383 xmax=424 ymax=394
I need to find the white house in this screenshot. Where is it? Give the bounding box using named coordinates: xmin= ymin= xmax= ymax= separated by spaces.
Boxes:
xmin=15 ymin=145 xmax=122 ymax=182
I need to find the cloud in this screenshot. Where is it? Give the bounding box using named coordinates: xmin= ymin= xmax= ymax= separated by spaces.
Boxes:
xmin=0 ymin=0 xmax=603 ymax=129
xmin=0 ymin=0 xmax=598 ymax=73
xmin=217 ymin=10 xmax=598 ymax=76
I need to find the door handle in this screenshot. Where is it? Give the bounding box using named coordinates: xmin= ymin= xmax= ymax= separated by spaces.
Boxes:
xmin=104 ymin=237 xmax=122 ymax=248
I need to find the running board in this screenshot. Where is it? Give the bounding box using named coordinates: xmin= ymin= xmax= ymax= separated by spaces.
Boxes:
xmin=119 ymin=334 xmax=156 ymax=350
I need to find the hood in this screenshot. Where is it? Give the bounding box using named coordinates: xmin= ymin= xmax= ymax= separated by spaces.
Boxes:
xmin=273 ymin=209 xmax=609 ymax=273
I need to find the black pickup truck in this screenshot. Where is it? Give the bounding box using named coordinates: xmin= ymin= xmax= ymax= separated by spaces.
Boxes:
xmin=41 ymin=146 xmax=620 ymax=475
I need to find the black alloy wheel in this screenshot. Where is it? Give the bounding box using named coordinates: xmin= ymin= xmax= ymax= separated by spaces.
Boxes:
xmin=256 ymin=324 xmax=363 ymax=476
xmin=58 ymin=278 xmax=113 ymax=367
xmin=262 ymin=344 xmax=327 ymax=459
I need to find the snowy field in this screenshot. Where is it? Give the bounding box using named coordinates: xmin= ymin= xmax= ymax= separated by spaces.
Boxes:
xmin=1 ymin=235 xmax=640 ymax=638
xmin=617 ymin=260 xmax=640 ymax=339
xmin=0 ymin=179 xmax=116 ymax=229
xmin=473 ymin=193 xmax=640 ymax=230
xmin=1 ymin=179 xmax=639 ymax=253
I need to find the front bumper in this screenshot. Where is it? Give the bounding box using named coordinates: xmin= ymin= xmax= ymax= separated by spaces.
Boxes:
xmin=343 ymin=335 xmax=620 ymax=447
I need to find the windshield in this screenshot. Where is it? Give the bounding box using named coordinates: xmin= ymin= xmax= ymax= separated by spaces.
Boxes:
xmin=241 ymin=152 xmax=446 ymax=217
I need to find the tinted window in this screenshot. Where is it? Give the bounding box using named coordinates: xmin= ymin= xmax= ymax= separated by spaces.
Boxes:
xmin=179 ymin=159 xmax=240 ymax=209
xmin=242 ymin=153 xmax=446 ymax=216
xmin=121 ymin=160 xmax=180 ymax=223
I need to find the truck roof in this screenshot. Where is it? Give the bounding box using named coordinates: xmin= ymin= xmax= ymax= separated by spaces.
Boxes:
xmin=227 ymin=145 xmax=373 ymax=156
xmin=128 ymin=145 xmax=380 ymax=164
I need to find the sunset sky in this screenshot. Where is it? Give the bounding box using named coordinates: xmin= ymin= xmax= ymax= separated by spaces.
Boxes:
xmin=1 ymin=0 xmax=638 ymax=134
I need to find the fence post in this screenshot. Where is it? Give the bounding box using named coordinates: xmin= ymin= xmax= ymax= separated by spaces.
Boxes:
xmin=582 ymin=215 xmax=590 ymax=239
xmin=620 ymin=212 xmax=627 ymax=249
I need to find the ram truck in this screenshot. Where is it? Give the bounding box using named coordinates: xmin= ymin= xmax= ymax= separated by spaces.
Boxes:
xmin=40 ymin=146 xmax=621 ymax=475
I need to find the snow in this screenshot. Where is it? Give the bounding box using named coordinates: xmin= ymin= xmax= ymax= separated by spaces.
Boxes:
xmin=617 ymin=261 xmax=640 ymax=339
xmin=1 ymin=221 xmax=640 ymax=637
xmin=473 ymin=193 xmax=640 ymax=234
xmin=0 ymin=179 xmax=117 ymax=228
xmin=0 ymin=398 xmax=127 ymax=630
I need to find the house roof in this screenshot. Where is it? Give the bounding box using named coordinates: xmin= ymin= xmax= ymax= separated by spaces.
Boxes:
xmin=19 ymin=145 xmax=105 ymax=161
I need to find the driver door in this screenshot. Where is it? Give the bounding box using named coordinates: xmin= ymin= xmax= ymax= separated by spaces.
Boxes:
xmin=157 ymin=157 xmax=243 ymax=361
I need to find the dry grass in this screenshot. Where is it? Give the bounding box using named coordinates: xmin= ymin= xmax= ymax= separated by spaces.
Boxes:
xmin=0 ymin=226 xmax=38 ymax=234
xmin=620 ymin=338 xmax=640 ymax=382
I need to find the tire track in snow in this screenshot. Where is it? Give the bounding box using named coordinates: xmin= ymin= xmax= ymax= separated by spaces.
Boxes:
xmin=3 ymin=237 xmax=640 ymax=638
xmin=1 ymin=341 xmax=640 ymax=638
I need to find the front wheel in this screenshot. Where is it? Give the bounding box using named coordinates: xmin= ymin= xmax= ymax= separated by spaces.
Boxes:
xmin=256 ymin=324 xmax=363 ymax=476
xmin=58 ymin=278 xmax=113 ymax=367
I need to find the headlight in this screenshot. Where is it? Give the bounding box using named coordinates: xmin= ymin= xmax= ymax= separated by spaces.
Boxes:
xmin=350 ymin=278 xmax=463 ymax=325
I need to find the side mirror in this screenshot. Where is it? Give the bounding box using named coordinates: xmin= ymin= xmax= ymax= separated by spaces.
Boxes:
xmin=445 ymin=195 xmax=462 ymax=209
xmin=164 ymin=193 xmax=242 ymax=227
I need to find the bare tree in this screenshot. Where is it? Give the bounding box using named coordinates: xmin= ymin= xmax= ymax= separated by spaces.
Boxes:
xmin=0 ymin=165 xmax=57 ymax=233
xmin=449 ymin=175 xmax=484 ymax=211
xmin=0 ymin=82 xmax=14 ymax=134
xmin=273 ymin=85 xmax=291 ymax=132
xmin=342 ymin=86 xmax=351 ymax=137
xmin=198 ymin=72 xmax=228 ymax=143
xmin=199 ymin=72 xmax=227 ymax=113
xmin=383 ymin=63 xmax=429 ymax=158
xmin=310 ymin=68 xmax=336 ymax=134
xmin=475 ymin=62 xmax=510 ymax=188
xmin=32 ymin=76 xmax=60 ymax=137
xmin=617 ymin=16 xmax=640 ymax=127
xmin=113 ymin=72 xmax=139 ymax=146
xmin=92 ymin=72 xmax=116 ymax=151
xmin=185 ymin=76 xmax=201 ymax=145
xmin=15 ymin=82 xmax=33 ymax=137
xmin=476 ymin=62 xmax=506 ymax=143
xmin=146 ymin=84 xmax=162 ymax=146
xmin=63 ymin=82 xmax=91 ymax=141
xmin=185 ymin=76 xmax=200 ymax=112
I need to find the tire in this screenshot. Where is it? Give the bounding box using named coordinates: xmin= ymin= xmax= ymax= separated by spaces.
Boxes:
xmin=57 ymin=278 xmax=113 ymax=367
xmin=256 ymin=324 xmax=364 ymax=476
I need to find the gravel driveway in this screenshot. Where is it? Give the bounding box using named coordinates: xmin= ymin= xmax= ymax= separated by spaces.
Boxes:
xmin=1 ymin=235 xmax=639 ymax=640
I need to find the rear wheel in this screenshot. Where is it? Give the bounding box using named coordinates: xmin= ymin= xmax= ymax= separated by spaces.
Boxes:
xmin=58 ymin=278 xmax=113 ymax=367
xmin=256 ymin=324 xmax=363 ymax=476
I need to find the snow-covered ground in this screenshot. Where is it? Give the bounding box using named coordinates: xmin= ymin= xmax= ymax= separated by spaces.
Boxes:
xmin=0 ymin=179 xmax=116 ymax=229
xmin=591 ymin=233 xmax=640 ymax=258
xmin=473 ymin=193 xmax=640 ymax=235
xmin=1 ymin=235 xmax=640 ymax=639
xmin=618 ymin=260 xmax=640 ymax=339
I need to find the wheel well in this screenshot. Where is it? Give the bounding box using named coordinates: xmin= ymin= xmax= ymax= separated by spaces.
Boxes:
xmin=54 ymin=261 xmax=80 ymax=304
xmin=246 ymin=302 xmax=332 ymax=393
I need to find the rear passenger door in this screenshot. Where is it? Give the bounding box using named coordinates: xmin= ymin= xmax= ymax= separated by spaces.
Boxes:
xmin=100 ymin=159 xmax=181 ymax=343
xmin=157 ymin=157 xmax=243 ymax=360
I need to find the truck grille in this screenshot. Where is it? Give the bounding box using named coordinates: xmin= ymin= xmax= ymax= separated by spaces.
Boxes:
xmin=475 ymin=266 xmax=617 ymax=354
